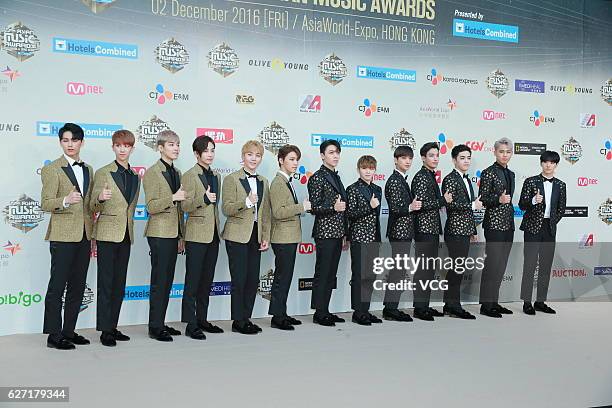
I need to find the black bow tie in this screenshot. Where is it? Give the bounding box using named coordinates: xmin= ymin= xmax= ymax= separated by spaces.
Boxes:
xmin=543 ymin=178 xmax=553 ymax=183
xmin=203 ymin=168 xmax=213 ymax=176
xmin=244 ymin=170 xmax=257 ymax=178
xmin=463 ymin=174 xmax=469 ymax=179
xmin=72 ymin=161 xmax=84 ymax=168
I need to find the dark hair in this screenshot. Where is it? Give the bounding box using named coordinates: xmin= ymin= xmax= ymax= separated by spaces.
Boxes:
xmin=277 ymin=144 xmax=301 ymax=166
xmin=357 ymin=155 xmax=377 ymax=169
xmin=320 ymin=139 xmax=341 ymax=154
xmin=540 ymin=150 xmax=560 ymax=164
xmin=393 ymin=145 xmax=414 ymax=159
xmin=420 ymin=142 xmax=439 ymax=157
xmin=451 ymin=144 xmax=472 ymax=159
xmin=193 ymin=135 xmax=215 ymax=155
xmin=58 ymin=123 xmax=84 ymax=141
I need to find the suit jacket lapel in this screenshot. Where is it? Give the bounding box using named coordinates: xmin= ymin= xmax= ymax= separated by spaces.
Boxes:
xmin=239 ymin=176 xmax=251 ymax=195
xmin=395 ymin=172 xmax=412 ymax=201
xmin=128 ymin=171 xmax=139 ymax=204
xmin=453 ymin=170 xmax=470 ymax=201
xmin=256 ymin=177 xmax=264 ymax=209
xmin=61 ymin=165 xmax=81 ymax=194
xmin=110 ymin=165 xmax=128 ymax=203
xmin=550 ymin=180 xmax=560 ymax=217
xmin=535 ymin=177 xmax=545 ymax=206
xmin=212 ymin=174 xmax=219 ymax=206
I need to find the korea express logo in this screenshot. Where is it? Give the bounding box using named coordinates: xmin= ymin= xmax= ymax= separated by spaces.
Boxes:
xmin=53 ymin=37 xmax=137 ymax=59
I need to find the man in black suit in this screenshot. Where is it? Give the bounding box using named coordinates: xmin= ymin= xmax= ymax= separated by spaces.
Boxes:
xmin=441 ymin=144 xmax=482 ymax=319
xmin=478 ymin=137 xmax=516 ymax=318
xmin=383 ymin=145 xmax=421 ymax=322
xmin=307 ymin=139 xmax=348 ymax=327
xmin=411 ymin=142 xmax=452 ymax=321
xmin=518 ymin=150 xmax=566 ymax=315
xmin=346 ymin=155 xmax=383 ymax=325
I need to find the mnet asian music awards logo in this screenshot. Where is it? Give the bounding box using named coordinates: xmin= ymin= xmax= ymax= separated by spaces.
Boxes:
xmin=137 ymin=115 xmax=170 ymax=150
xmin=258 ymin=122 xmax=289 ymax=154
xmin=62 ymin=283 xmax=94 ymax=312
xmin=389 ymin=128 xmax=416 ymax=150
xmin=598 ymin=199 xmax=612 ymax=225
xmin=560 ymin=137 xmax=582 ymax=165
xmin=486 ymin=69 xmax=509 ymax=98
xmin=81 ymin=0 xmax=117 ymax=13
xmin=0 ymin=22 xmax=40 ymax=61
xmin=318 ymin=53 xmax=347 ymax=86
xmin=154 ymin=38 xmax=189 ymax=73
xmin=257 ymin=269 xmax=274 ymax=301
xmin=579 ymin=113 xmax=596 ymax=128
xmin=207 ymin=43 xmax=239 ymax=77
xmin=300 ymin=94 xmax=321 ymax=113
xmin=601 ymin=78 xmax=612 ymax=106
xmin=3 ymin=194 xmax=43 ymax=233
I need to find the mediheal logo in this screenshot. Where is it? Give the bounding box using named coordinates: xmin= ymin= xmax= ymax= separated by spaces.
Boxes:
xmin=594 ymin=266 xmax=612 ymax=276
xmin=356 ymin=65 xmax=416 ymax=83
xmin=453 ymin=18 xmax=519 ymax=43
xmin=515 ymin=79 xmax=545 ymax=93
xmin=579 ymin=113 xmax=596 ymax=128
xmin=66 ymin=82 xmax=103 ymax=95
xmin=196 ymin=128 xmax=234 ymax=144
xmin=37 ymin=121 xmax=122 ymax=139
xmin=482 ymin=110 xmax=506 ymax=120
xmin=311 ymin=133 xmax=374 ymax=149
xmin=53 ymin=37 xmax=138 ymax=59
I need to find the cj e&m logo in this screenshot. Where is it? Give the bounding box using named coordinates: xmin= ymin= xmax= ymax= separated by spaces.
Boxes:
xmin=149 ymin=84 xmax=189 ymax=104
xmin=529 ymin=110 xmax=555 ymax=126
xmin=358 ymin=98 xmax=390 ymax=117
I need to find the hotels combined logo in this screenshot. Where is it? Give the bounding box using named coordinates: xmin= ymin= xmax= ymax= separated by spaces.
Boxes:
xmin=0 ymin=22 xmax=40 ymax=61
xmin=319 ymin=53 xmax=347 ymax=86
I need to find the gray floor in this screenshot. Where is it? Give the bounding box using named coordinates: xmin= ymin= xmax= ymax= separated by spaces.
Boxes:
xmin=1 ymin=302 xmax=611 ymax=408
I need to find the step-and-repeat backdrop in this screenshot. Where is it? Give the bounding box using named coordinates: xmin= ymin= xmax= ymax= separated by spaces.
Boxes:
xmin=1 ymin=0 xmax=611 ymax=335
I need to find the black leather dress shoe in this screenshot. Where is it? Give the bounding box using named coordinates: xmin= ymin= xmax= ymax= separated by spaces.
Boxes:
xmin=112 ymin=329 xmax=130 ymax=341
xmin=494 ymin=304 xmax=513 ymax=314
xmin=352 ymin=312 xmax=372 ymax=326
xmin=330 ymin=314 xmax=345 ymax=323
xmin=523 ymin=302 xmax=536 ymax=315
xmin=247 ymin=321 xmax=263 ymax=332
xmin=64 ymin=333 xmax=90 ymax=345
xmin=367 ymin=313 xmax=383 ymax=324
xmin=414 ymin=308 xmax=434 ymax=321
xmin=534 ymin=302 xmax=556 ymax=314
xmin=232 ymin=321 xmax=258 ymax=335
xmin=199 ymin=321 xmax=224 ymax=334
xmin=443 ymin=305 xmax=476 ymax=320
xmin=149 ymin=328 xmax=173 ymax=342
xmin=480 ymin=306 xmax=502 ymax=318
xmin=186 ymin=327 xmax=207 ymax=340
xmin=313 ymin=313 xmax=335 ymax=326
xmin=47 ymin=335 xmax=75 ymax=350
xmin=428 ymin=307 xmax=444 ymax=317
xmin=382 ymin=308 xmax=413 ymax=322
xmin=285 ymin=316 xmax=302 ymax=326
xmin=271 ymin=317 xmax=295 ymax=331
xmin=164 ymin=325 xmax=182 ymax=336
xmin=100 ymin=332 xmax=117 ymax=347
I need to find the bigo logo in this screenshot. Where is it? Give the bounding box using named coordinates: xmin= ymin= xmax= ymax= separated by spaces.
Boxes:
xmin=0 ymin=291 xmax=42 ymax=307
xmin=298 ymin=242 xmax=315 ymax=254
xmin=600 ymin=140 xmax=612 ymax=160
xmin=530 ymin=110 xmax=555 ymax=126
xmin=437 ymin=133 xmax=454 ymax=154
xmin=295 ymin=165 xmax=313 ymax=184
xmin=577 ymin=177 xmax=598 ymax=187
xmin=149 ymin=83 xmax=189 ymax=104
xmin=358 ymin=98 xmax=390 ymax=117
xmin=66 ymin=82 xmax=103 ymax=95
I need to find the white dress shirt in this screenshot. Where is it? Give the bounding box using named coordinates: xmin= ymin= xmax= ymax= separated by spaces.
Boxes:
xmin=455 ymin=169 xmax=476 ymax=210
xmin=62 ymin=154 xmax=84 ymax=207
xmin=244 ymin=170 xmax=258 ymax=221
xmin=278 ymin=171 xmax=297 ymax=201
xmin=532 ymin=176 xmax=553 ymax=218
xmin=394 ymin=169 xmax=413 ymax=212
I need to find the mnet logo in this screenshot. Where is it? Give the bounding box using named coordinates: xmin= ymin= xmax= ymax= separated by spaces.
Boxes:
xmin=66 ymin=82 xmax=103 ymax=95
xmin=579 ymin=233 xmax=594 ymax=248
xmin=482 ymin=110 xmax=506 ymax=120
xmin=298 ymin=242 xmax=315 ymax=254
xmin=196 ymin=128 xmax=234 ymax=144
xmin=577 ymin=177 xmax=598 ymax=187
xmin=300 ymin=94 xmax=321 ymax=113
xmin=579 ymin=113 xmax=596 ymax=128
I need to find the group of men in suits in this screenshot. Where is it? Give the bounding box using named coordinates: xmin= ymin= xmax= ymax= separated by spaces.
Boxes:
xmin=41 ymin=124 xmax=566 ymax=349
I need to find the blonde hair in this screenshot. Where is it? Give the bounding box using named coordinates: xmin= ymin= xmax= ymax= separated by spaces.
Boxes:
xmin=241 ymin=140 xmax=264 ymax=156
xmin=156 ymin=130 xmax=180 ymax=147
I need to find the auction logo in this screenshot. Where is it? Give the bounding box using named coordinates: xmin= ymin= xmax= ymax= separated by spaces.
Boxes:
xmin=514 ymin=79 xmax=545 ymax=93
xmin=579 ymin=113 xmax=596 ymax=128
xmin=154 ymin=37 xmax=189 ymax=73
xmin=552 ymin=268 xmax=586 ymax=278
xmin=486 ymin=69 xmax=509 ymax=98
xmin=249 ymin=58 xmax=308 ymax=71
xmin=601 ymin=140 xmax=612 ymax=160
xmin=577 ymin=177 xmax=597 ymax=187
xmin=389 ymin=128 xmax=416 ymax=150
xmin=560 ymin=137 xmax=582 ymax=164
xmin=358 ymin=98 xmax=390 ymax=117
xmin=300 ymin=94 xmax=321 ymax=113
xmin=0 ymin=22 xmax=40 ymax=61
xmin=196 ymin=128 xmax=234 ymax=144
xmin=208 ymin=43 xmax=239 ymax=77
xmin=1 ymin=66 xmax=20 ymax=81
xmin=82 ymin=0 xmax=116 ymax=13
xmin=137 ymin=115 xmax=170 ymax=150
xmin=482 ymin=109 xmax=506 ymax=120
xmin=257 ymin=269 xmax=274 ymax=301
xmin=601 ymin=78 xmax=612 ymax=106
xmin=3 ymin=194 xmax=43 ymax=233
xmin=549 ymin=84 xmax=593 ymax=94
xmin=530 ymin=110 xmax=555 ymax=126
xmin=437 ymin=132 xmax=454 ymax=154
xmin=66 ymin=81 xmax=103 ymax=95
xmin=598 ymin=198 xmax=612 ymax=225
xmin=427 ymin=68 xmax=478 ymax=85
xmin=319 ymin=53 xmax=347 ymax=85
xmin=149 ymin=83 xmax=189 ymax=104
xmin=258 ymin=122 xmax=289 ymax=154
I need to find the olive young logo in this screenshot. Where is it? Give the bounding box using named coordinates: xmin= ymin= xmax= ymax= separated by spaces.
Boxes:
xmin=486 ymin=69 xmax=509 ymax=98
xmin=601 ymin=78 xmax=612 ymax=106
xmin=0 ymin=22 xmax=40 ymax=61
xmin=258 ymin=122 xmax=289 ymax=154
xmin=427 ymin=68 xmax=478 ymax=85
xmin=560 ymin=137 xmax=582 ymax=165
xmin=257 ymin=269 xmax=274 ymax=301
xmin=82 ymin=0 xmax=116 ymax=13
xmin=248 ymin=58 xmax=308 ymax=71
xmin=319 ymin=53 xmax=347 ymax=86
xmin=3 ymin=194 xmax=43 ymax=233
xmin=154 ymin=38 xmax=189 ymax=73
xmin=598 ymin=199 xmax=612 ymax=225
xmin=207 ymin=43 xmax=239 ymax=77
xmin=0 ymin=291 xmax=42 ymax=307
xmin=549 ymin=84 xmax=593 ymax=94
xmin=389 ymin=128 xmax=416 ymax=150
xmin=137 ymin=115 xmax=170 ymax=150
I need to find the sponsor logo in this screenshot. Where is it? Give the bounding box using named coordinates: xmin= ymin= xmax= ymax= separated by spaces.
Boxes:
xmin=66 ymin=81 xmax=103 ymax=96
xmin=373 ymin=173 xmax=386 ymax=182
xmin=210 ymin=281 xmax=232 ymax=296
xmin=418 ymin=100 xmax=455 ymax=119
xmin=131 ymin=166 xmax=146 ymax=180
xmin=196 ymin=128 xmax=234 ymax=144
xmin=513 ymin=205 xmax=525 ymax=218
xmin=577 ymin=177 xmax=597 ymax=187
xmin=37 ymin=121 xmax=122 ymax=139
xmin=3 ymin=241 xmax=21 ymax=256
xmin=134 ymin=205 xmax=149 ymax=220
xmin=0 ymin=123 xmax=20 ymax=132
xmin=486 ymin=69 xmax=509 ymax=98
xmin=579 ymin=113 xmax=596 ymax=128
xmin=248 ymin=58 xmax=308 ymax=71
xmin=447 ymin=99 xmax=457 ymax=110
xmin=437 ymin=132 xmax=454 ymax=154
xmin=149 ymin=83 xmax=188 ymax=104
xmin=427 ymin=68 xmax=478 ymax=85
xmin=389 ymin=128 xmax=416 ymax=150
xmin=600 ymin=140 xmax=612 ymax=160
xmin=298 ymin=242 xmax=315 ymax=254
xmin=319 ymin=53 xmax=347 ymax=85
xmin=601 ymin=78 xmax=612 ymax=106
xmin=295 ymin=166 xmax=313 ymax=185
xmin=552 ymin=268 xmax=586 ymax=278
xmin=154 ymin=37 xmax=189 ymax=73
xmin=482 ymin=109 xmax=506 ymax=120
xmin=530 ymin=110 xmax=555 ymax=126
xmin=1 ymin=66 xmax=20 ymax=81
xmin=435 ymin=170 xmax=442 ymax=184
xmin=549 ymin=84 xmax=593 ymax=94
xmin=300 ymin=94 xmax=321 ymax=113
xmin=0 ymin=292 xmax=42 ymax=307
xmin=560 ymin=137 xmax=582 ymax=164
xmin=137 ymin=115 xmax=170 ymax=150
xmin=259 ymin=122 xmax=289 ymax=154
xmin=311 ymin=133 xmax=374 ymax=149
xmin=514 ymin=142 xmax=547 ymax=155
xmin=62 ymin=283 xmax=94 ymax=312
xmin=564 ymin=206 xmax=588 ymax=217
xmin=124 ymin=284 xmax=184 ymax=300
xmin=578 ymin=233 xmax=594 ymax=248
xmin=358 ymin=98 xmax=390 ymax=117
xmin=257 ymin=269 xmax=274 ymax=301
xmin=473 ymin=207 xmax=485 ymax=225
xmin=471 ymin=170 xmax=482 ymax=187
xmin=208 ymin=43 xmax=239 ymax=77
xmin=82 ymin=0 xmax=117 ymax=13
xmin=598 ymin=199 xmax=612 ymax=225
xmin=0 ymin=22 xmax=40 ymax=61
xmin=452 ymin=18 xmax=519 ymax=43
xmin=3 ymin=194 xmax=43 ymax=233
xmin=356 ymin=64 xmax=416 ymax=83
xmin=594 ymin=266 xmax=612 ymax=276
xmin=298 ymin=277 xmax=336 ymax=291
xmin=53 ymin=37 xmax=137 ymax=59
xmin=514 ymin=79 xmax=545 ymax=93
xmin=465 ymin=140 xmax=493 ymax=152
xmin=236 ymin=94 xmax=255 ymax=104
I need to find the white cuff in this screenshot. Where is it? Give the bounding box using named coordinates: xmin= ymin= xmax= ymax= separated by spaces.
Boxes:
xmin=246 ymin=197 xmax=254 ymax=208
xmin=62 ymin=197 xmax=69 ymax=208
xmin=471 ymin=202 xmax=476 ymax=210
xmin=532 ymin=196 xmax=537 ymax=205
